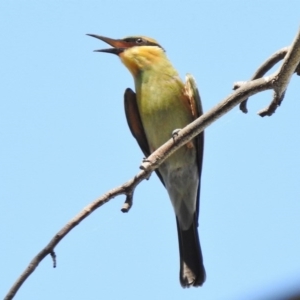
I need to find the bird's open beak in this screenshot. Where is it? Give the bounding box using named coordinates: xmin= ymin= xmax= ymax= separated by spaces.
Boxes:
xmin=87 ymin=34 xmax=128 ymax=55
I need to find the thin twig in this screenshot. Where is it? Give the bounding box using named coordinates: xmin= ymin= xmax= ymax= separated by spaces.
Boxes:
xmin=121 ymin=190 xmax=134 ymax=212
xmin=234 ymin=47 xmax=289 ymax=113
xmin=259 ymin=29 xmax=300 ymax=116
xmin=50 ymin=251 xmax=56 ymax=268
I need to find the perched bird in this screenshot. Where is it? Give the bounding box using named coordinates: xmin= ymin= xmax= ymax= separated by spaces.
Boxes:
xmin=87 ymin=34 xmax=205 ymax=287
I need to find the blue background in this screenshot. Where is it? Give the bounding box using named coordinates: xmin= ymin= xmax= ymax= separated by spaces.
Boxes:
xmin=1 ymin=1 xmax=300 ymax=299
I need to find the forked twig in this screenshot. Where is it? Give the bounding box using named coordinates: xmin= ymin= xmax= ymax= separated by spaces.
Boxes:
xmin=234 ymin=29 xmax=300 ymax=116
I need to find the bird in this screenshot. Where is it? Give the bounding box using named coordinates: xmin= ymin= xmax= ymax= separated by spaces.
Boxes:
xmin=87 ymin=34 xmax=206 ymax=287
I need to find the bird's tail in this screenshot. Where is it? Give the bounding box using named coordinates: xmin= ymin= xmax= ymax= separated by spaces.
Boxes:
xmin=176 ymin=215 xmax=206 ymax=287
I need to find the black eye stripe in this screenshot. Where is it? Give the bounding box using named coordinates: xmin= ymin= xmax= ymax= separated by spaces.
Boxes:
xmin=123 ymin=38 xmax=140 ymax=43
xmin=122 ymin=37 xmax=164 ymax=50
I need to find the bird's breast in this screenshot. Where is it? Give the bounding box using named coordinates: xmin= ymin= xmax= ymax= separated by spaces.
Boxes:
xmin=135 ymin=74 xmax=196 ymax=168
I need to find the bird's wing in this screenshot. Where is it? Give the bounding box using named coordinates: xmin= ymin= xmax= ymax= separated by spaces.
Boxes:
xmin=124 ymin=88 xmax=165 ymax=186
xmin=185 ymin=74 xmax=204 ymax=220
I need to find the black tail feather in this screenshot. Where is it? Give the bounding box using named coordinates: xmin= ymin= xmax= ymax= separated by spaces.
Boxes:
xmin=176 ymin=215 xmax=206 ymax=287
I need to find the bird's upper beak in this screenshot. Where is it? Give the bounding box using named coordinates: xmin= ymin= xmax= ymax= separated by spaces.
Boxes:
xmin=87 ymin=34 xmax=129 ymax=55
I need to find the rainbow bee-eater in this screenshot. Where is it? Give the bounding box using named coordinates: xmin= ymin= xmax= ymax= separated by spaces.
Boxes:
xmin=87 ymin=34 xmax=205 ymax=287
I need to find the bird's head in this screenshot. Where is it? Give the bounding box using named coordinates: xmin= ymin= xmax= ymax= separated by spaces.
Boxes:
xmin=87 ymin=34 xmax=167 ymax=76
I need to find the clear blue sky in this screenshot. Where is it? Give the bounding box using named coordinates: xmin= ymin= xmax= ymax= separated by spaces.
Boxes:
xmin=1 ymin=1 xmax=300 ymax=299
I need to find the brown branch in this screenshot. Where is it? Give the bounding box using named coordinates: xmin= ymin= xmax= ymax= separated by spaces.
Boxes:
xmin=234 ymin=47 xmax=289 ymax=113
xmin=4 ymin=178 xmax=146 ymax=300
xmin=235 ymin=29 xmax=300 ymax=115
xmin=121 ymin=191 xmax=134 ymax=212
xmin=50 ymin=250 xmax=56 ymax=268
xmin=4 ymin=28 xmax=300 ymax=300
xmin=258 ymin=28 xmax=300 ymax=116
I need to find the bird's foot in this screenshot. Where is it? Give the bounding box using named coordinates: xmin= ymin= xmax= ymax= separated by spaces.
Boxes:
xmin=140 ymin=158 xmax=152 ymax=180
xmin=172 ymin=128 xmax=181 ymax=141
xmin=142 ymin=157 xmax=151 ymax=163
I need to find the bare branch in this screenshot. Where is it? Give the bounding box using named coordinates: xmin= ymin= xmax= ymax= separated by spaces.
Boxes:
xmin=259 ymin=28 xmax=300 ymax=116
xmin=140 ymin=77 xmax=274 ymax=174
xmin=236 ymin=28 xmax=300 ymax=115
xmin=4 ymin=28 xmax=300 ymax=300
xmin=234 ymin=47 xmax=289 ymax=113
xmin=4 ymin=178 xmax=144 ymax=300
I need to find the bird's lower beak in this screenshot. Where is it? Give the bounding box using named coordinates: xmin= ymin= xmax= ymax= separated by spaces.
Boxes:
xmin=87 ymin=34 xmax=128 ymax=55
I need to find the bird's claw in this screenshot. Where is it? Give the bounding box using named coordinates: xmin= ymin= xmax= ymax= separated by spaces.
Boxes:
xmin=172 ymin=129 xmax=181 ymax=141
xmin=140 ymin=158 xmax=150 ymax=171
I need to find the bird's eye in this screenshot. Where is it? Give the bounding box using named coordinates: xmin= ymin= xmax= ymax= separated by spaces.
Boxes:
xmin=136 ymin=38 xmax=144 ymax=44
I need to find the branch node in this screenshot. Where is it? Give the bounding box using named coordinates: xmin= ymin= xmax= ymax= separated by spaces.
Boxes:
xmin=50 ymin=251 xmax=56 ymax=268
xmin=258 ymin=90 xmax=286 ymax=117
xmin=237 ymin=47 xmax=293 ymax=115
xmin=121 ymin=192 xmax=134 ymax=213
xmin=233 ymin=82 xmax=250 ymax=113
xmin=239 ymin=101 xmax=249 ymax=114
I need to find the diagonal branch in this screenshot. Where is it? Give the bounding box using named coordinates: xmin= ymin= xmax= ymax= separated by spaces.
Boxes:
xmin=4 ymin=28 xmax=300 ymax=300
